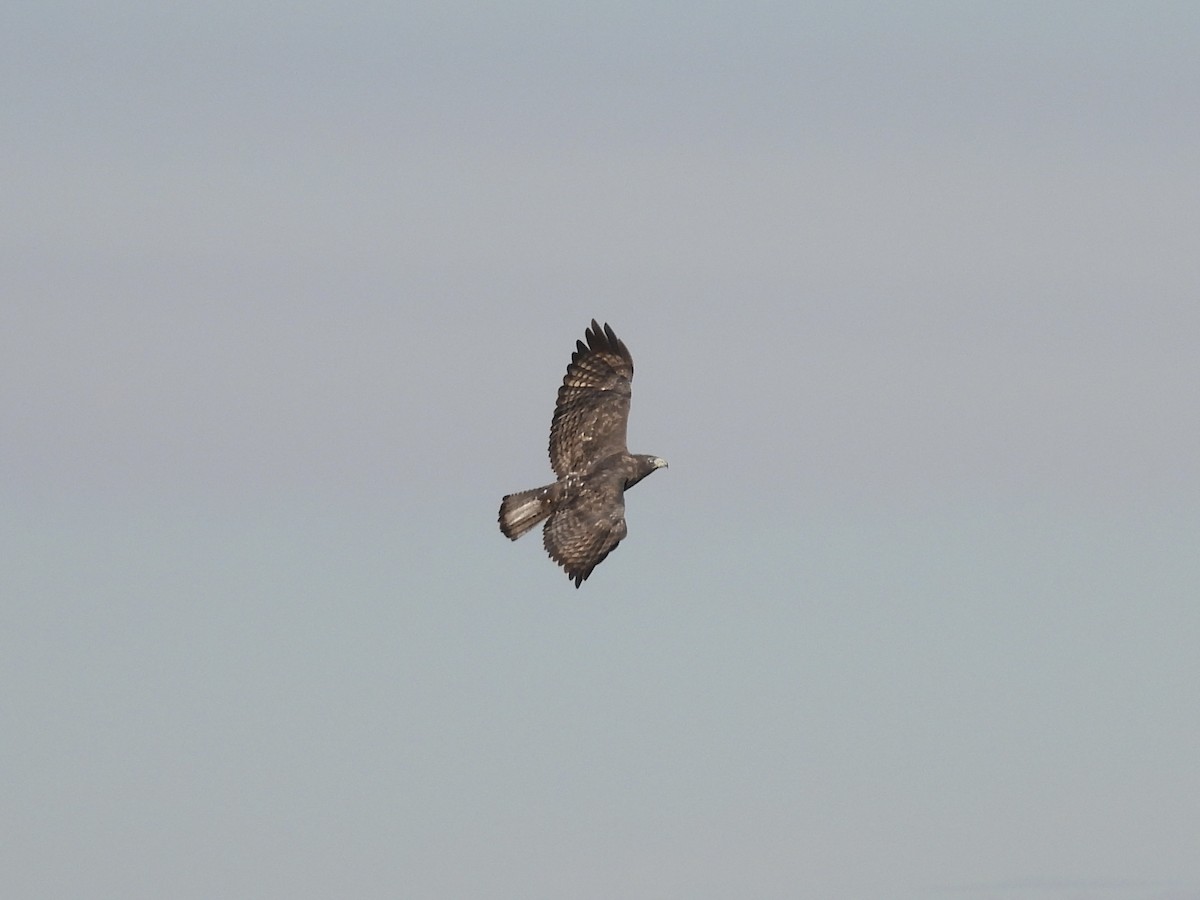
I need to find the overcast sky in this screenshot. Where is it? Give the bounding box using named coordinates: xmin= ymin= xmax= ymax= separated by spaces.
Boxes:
xmin=4 ymin=3 xmax=1199 ymax=899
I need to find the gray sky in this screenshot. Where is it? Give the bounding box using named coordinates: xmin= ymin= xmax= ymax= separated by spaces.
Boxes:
xmin=4 ymin=3 xmax=1199 ymax=899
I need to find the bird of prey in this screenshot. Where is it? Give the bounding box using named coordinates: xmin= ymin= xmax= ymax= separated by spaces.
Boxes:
xmin=499 ymin=320 xmax=667 ymax=587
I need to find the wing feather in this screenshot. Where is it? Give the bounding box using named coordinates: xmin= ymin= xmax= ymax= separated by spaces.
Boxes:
xmin=548 ymin=320 xmax=634 ymax=478
xmin=542 ymin=477 xmax=628 ymax=587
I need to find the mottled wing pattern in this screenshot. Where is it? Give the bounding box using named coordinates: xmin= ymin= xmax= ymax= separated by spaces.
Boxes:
xmin=548 ymin=320 xmax=634 ymax=479
xmin=542 ymin=476 xmax=628 ymax=587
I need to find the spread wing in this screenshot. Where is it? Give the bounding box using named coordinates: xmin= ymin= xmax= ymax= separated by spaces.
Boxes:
xmin=543 ymin=476 xmax=628 ymax=587
xmin=548 ymin=320 xmax=634 ymax=478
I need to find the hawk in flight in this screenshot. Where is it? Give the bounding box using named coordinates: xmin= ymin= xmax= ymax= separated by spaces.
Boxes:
xmin=499 ymin=320 xmax=667 ymax=587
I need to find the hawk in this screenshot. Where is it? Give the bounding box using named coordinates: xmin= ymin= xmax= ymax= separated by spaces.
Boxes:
xmin=499 ymin=320 xmax=667 ymax=587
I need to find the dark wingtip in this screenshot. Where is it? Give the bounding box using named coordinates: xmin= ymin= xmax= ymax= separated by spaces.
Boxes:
xmin=581 ymin=319 xmax=630 ymax=364
xmin=585 ymin=319 xmax=606 ymax=351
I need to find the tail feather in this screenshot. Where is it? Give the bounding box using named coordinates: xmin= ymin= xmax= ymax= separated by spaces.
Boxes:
xmin=499 ymin=483 xmax=560 ymax=540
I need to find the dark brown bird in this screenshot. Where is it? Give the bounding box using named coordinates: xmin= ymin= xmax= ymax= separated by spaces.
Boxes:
xmin=499 ymin=320 xmax=667 ymax=587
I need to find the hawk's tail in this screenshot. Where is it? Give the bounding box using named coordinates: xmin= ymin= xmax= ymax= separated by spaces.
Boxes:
xmin=499 ymin=483 xmax=559 ymax=540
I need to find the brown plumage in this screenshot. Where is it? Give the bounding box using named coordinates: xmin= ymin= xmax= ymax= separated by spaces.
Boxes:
xmin=499 ymin=320 xmax=667 ymax=587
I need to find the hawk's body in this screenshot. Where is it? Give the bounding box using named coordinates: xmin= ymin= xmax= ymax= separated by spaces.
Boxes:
xmin=499 ymin=320 xmax=667 ymax=587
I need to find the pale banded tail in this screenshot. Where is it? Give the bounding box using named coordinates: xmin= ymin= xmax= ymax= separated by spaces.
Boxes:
xmin=498 ymin=484 xmax=559 ymax=540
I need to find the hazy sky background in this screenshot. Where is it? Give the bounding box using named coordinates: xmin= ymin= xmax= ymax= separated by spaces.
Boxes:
xmin=4 ymin=3 xmax=1199 ymax=899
